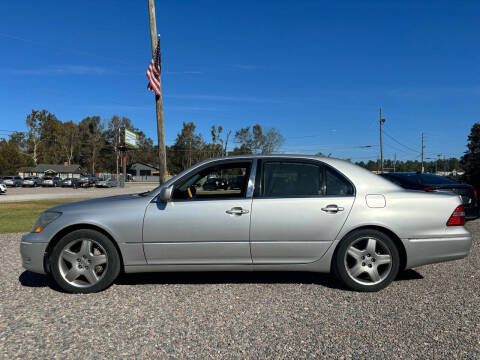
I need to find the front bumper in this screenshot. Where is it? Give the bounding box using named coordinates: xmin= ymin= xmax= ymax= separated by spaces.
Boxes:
xmin=20 ymin=233 xmax=49 ymax=274
xmin=403 ymin=234 xmax=472 ymax=269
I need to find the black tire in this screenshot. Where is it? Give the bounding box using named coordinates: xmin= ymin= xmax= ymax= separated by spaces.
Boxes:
xmin=333 ymin=229 xmax=400 ymax=292
xmin=49 ymin=229 xmax=121 ymax=293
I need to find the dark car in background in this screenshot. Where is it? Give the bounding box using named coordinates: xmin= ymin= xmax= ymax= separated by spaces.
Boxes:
xmin=380 ymin=172 xmax=478 ymax=220
xmin=41 ymin=176 xmax=62 ymax=187
xmin=61 ymin=178 xmax=79 ymax=188
xmin=2 ymin=176 xmax=23 ymax=187
xmin=77 ymin=174 xmax=98 ymax=188
xmin=227 ymin=175 xmax=245 ymax=190
xmin=202 ymin=177 xmax=228 ymax=191
xmin=22 ymin=176 xmax=41 ymax=187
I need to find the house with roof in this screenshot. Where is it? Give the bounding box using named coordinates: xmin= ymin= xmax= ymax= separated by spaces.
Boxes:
xmin=19 ymin=163 xmax=83 ymax=179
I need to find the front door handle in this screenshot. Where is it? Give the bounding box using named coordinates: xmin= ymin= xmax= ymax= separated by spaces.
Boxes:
xmin=226 ymin=207 xmax=249 ymax=215
xmin=321 ymin=204 xmax=344 ymax=213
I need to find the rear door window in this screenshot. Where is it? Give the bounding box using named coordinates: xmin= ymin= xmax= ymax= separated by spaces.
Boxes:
xmin=262 ymin=162 xmax=324 ymax=197
xmin=325 ymin=167 xmax=354 ymax=196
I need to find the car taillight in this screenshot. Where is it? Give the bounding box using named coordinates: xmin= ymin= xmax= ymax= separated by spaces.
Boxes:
xmin=471 ymin=185 xmax=477 ymax=200
xmin=422 ymin=186 xmax=438 ymax=191
xmin=446 ymin=205 xmax=465 ymax=226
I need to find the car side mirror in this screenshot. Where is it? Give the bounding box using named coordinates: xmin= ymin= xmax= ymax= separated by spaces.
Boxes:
xmin=158 ymin=186 xmax=173 ymax=202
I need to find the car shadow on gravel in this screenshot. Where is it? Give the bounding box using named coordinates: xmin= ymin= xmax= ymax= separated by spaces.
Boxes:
xmin=116 ymin=269 xmax=424 ymax=289
xmin=18 ymin=269 xmax=423 ymax=292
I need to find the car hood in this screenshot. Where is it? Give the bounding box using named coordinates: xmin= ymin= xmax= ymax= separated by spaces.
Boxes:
xmin=47 ymin=194 xmax=152 ymax=213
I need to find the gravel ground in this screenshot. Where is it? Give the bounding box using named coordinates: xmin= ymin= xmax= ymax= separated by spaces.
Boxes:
xmin=1 ymin=222 xmax=479 ymax=359
xmin=0 ymin=183 xmax=156 ymax=203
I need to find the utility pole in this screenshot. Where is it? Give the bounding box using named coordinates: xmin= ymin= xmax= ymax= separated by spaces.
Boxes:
xmin=379 ymin=107 xmax=385 ymax=173
xmin=148 ymin=0 xmax=167 ymax=184
xmin=421 ymin=132 xmax=425 ymax=173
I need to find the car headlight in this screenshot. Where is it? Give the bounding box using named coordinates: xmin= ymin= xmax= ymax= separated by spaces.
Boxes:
xmin=32 ymin=211 xmax=62 ymax=233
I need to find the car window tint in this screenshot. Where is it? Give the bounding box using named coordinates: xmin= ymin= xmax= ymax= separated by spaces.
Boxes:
xmin=419 ymin=173 xmax=457 ymax=185
xmin=263 ymin=162 xmax=323 ymax=197
xmin=326 ymin=167 xmax=354 ymax=196
xmin=173 ymin=162 xmax=250 ymax=200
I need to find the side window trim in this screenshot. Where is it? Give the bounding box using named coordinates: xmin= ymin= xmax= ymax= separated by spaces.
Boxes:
xmin=254 ymin=158 xmax=355 ymax=198
xmin=257 ymin=159 xmax=325 ymax=198
xmin=171 ymin=159 xmax=253 ymax=202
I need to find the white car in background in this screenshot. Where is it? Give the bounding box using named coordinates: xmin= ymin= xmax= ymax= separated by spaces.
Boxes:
xmin=0 ymin=182 xmax=7 ymax=194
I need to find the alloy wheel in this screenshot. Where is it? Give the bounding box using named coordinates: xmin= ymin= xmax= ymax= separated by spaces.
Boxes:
xmin=344 ymin=237 xmax=393 ymax=286
xmin=58 ymin=238 xmax=108 ymax=288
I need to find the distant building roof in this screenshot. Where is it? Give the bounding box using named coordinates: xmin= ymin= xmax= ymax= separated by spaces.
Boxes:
xmin=32 ymin=164 xmax=83 ymax=173
xmin=127 ymin=162 xmax=159 ymax=171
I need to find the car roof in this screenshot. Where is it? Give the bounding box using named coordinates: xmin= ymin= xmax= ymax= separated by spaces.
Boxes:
xmin=167 ymin=154 xmax=400 ymax=194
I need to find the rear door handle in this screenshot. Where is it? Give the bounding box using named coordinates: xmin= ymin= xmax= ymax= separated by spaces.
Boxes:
xmin=226 ymin=207 xmax=249 ymax=215
xmin=321 ymin=204 xmax=344 ymax=213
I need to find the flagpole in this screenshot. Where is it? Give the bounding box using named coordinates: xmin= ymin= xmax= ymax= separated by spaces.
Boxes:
xmin=148 ymin=0 xmax=167 ymax=184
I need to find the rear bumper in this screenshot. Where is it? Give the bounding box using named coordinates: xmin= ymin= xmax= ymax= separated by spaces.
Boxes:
xmin=403 ymin=234 xmax=472 ymax=269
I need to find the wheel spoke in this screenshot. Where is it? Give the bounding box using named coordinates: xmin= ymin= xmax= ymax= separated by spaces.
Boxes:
xmin=376 ymin=254 xmax=391 ymax=265
xmin=366 ymin=238 xmax=376 ymax=255
xmin=80 ymin=239 xmax=92 ymax=256
xmin=61 ymin=250 xmax=78 ymax=264
xmin=368 ymin=267 xmax=381 ymax=282
xmin=347 ymin=246 xmax=363 ymax=260
xmin=90 ymin=254 xmax=107 ymax=266
xmin=349 ymin=264 xmax=365 ymax=278
xmin=84 ymin=269 xmax=99 ymax=284
xmin=65 ymin=267 xmax=81 ymax=282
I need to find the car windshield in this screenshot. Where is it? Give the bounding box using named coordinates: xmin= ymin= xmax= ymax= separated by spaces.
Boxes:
xmin=4 ymin=177 xmax=13 ymax=180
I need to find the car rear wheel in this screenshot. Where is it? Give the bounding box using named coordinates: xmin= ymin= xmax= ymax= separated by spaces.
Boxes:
xmin=49 ymin=229 xmax=121 ymax=293
xmin=333 ymin=229 xmax=400 ymax=292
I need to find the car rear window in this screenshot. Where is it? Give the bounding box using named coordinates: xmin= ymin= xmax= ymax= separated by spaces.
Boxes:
xmin=418 ymin=173 xmax=457 ymax=185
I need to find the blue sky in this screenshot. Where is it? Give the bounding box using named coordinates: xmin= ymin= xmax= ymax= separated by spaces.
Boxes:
xmin=0 ymin=0 xmax=478 ymax=161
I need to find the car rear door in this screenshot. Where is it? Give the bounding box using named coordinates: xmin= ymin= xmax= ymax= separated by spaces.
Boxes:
xmin=250 ymin=160 xmax=355 ymax=264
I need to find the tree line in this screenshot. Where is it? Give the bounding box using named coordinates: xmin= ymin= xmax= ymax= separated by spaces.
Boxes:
xmin=0 ymin=109 xmax=285 ymax=175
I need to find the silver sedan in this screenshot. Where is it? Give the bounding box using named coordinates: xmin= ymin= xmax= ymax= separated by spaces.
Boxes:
xmin=20 ymin=155 xmax=472 ymax=293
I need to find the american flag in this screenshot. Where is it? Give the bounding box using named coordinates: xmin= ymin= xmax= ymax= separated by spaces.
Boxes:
xmin=147 ymin=37 xmax=162 ymax=96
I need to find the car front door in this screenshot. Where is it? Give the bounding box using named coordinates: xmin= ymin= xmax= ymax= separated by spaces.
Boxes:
xmin=250 ymin=160 xmax=355 ymax=264
xmin=142 ymin=160 xmax=254 ymax=265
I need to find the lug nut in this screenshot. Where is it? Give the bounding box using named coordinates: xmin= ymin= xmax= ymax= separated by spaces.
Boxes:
xmin=367 ymin=254 xmax=370 ymax=257
xmin=361 ymin=256 xmax=365 ymax=260
xmin=368 ymin=264 xmax=372 ymax=268
xmin=362 ymin=262 xmax=366 ymax=266
xmin=372 ymin=258 xmax=376 ymax=262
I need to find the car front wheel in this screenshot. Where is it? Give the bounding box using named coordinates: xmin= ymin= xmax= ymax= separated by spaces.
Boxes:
xmin=49 ymin=229 xmax=121 ymax=293
xmin=333 ymin=229 xmax=400 ymax=292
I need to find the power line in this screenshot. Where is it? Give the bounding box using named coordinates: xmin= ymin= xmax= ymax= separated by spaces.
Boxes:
xmin=382 ymin=129 xmax=421 ymax=154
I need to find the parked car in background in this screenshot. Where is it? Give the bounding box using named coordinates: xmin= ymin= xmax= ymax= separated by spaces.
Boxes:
xmin=202 ymin=177 xmax=228 ymax=191
xmin=41 ymin=176 xmax=61 ymax=187
xmin=20 ymin=155 xmax=472 ymax=293
xmin=2 ymin=176 xmax=23 ymax=187
xmin=227 ymin=175 xmax=246 ymax=190
xmin=22 ymin=176 xmax=41 ymax=187
xmin=77 ymin=174 xmax=98 ymax=188
xmin=96 ymin=178 xmax=118 ymax=188
xmin=380 ymin=172 xmax=478 ymax=220
xmin=0 ymin=182 xmax=6 ymax=194
xmin=61 ymin=178 xmax=79 ymax=188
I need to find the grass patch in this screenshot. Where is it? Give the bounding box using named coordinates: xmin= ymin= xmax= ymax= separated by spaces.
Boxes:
xmin=0 ymin=199 xmax=87 ymax=233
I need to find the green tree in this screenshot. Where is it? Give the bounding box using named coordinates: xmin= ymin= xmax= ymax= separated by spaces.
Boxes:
xmin=79 ymin=116 xmax=105 ymax=174
xmin=233 ymin=124 xmax=284 ymax=154
xmin=461 ymin=123 xmax=480 ymax=189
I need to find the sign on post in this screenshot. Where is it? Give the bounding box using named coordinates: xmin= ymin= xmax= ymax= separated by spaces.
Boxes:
xmin=125 ymin=129 xmax=139 ymax=149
